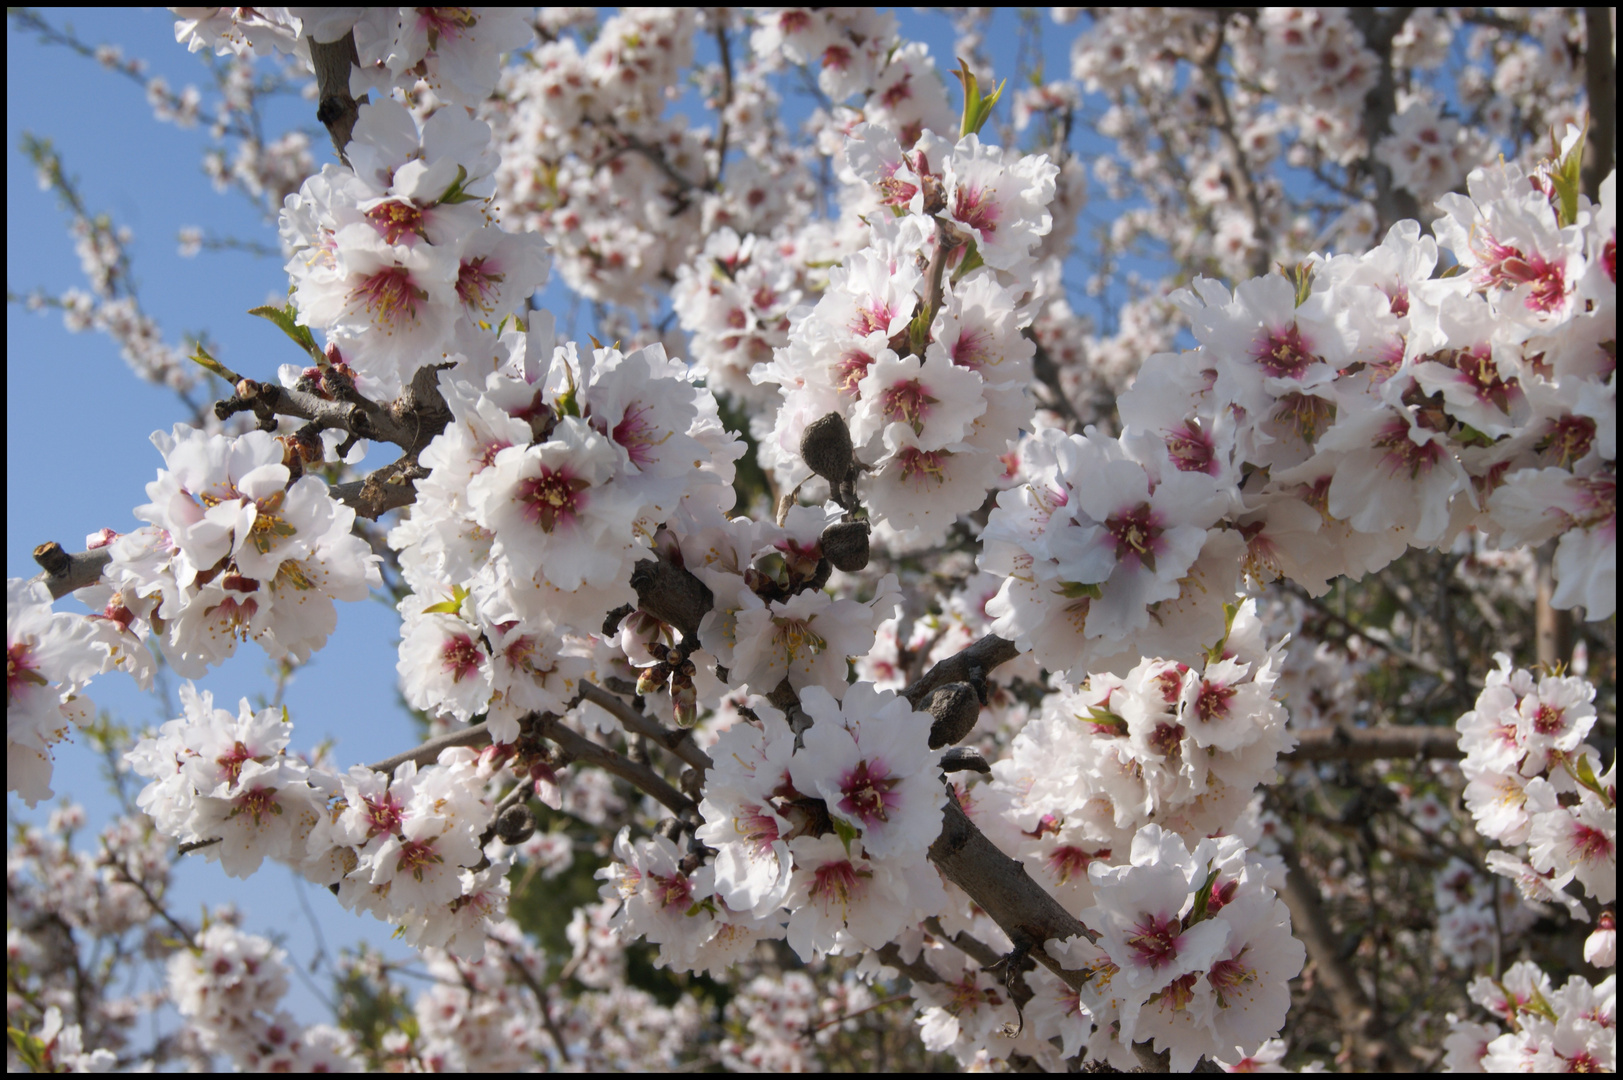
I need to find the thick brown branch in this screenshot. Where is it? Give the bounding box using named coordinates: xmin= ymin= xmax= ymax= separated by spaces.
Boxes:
xmin=1278 ymin=840 xmax=1418 ymax=1071
xmin=1581 ymin=8 xmax=1616 ymax=202
xmin=903 ymin=634 xmax=1021 ymax=709
xmin=214 ymin=378 xmax=416 ymax=448
xmin=1284 ymin=724 xmax=1464 ymax=762
xmin=308 ymin=32 xmax=364 ymax=165
xmin=928 ymin=793 xmax=1093 ymax=993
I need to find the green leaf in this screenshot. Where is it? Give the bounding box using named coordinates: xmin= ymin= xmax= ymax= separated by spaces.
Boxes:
xmin=248 ymin=303 xmax=324 ymax=363
xmin=1054 ymin=580 xmax=1103 ymax=600
xmin=1206 ymin=602 xmax=1241 ymax=664
xmin=952 ymin=57 xmax=1007 ymax=138
xmin=188 ymin=341 xmax=239 ymax=383
xmin=436 ymin=163 xmax=482 ymax=205
xmin=950 ymin=241 xmax=985 ymax=284
xmin=7 ymin=1028 xmax=47 ymax=1071
xmin=832 ymin=815 xmax=860 ymax=857
xmin=1549 ymin=120 xmax=1586 ymax=228
xmin=421 ymin=584 xmax=471 ymax=616
xmin=1187 ymin=866 xmax=1223 ymax=924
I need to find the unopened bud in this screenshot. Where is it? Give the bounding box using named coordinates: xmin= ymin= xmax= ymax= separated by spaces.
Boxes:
xmin=672 ymin=679 xmax=698 ymax=728
xmin=821 ymin=520 xmax=870 ymax=572
xmin=800 ymin=412 xmax=854 ymax=486
xmin=926 ymin=682 xmax=982 ymax=749
xmin=636 ymin=664 xmax=667 ymax=696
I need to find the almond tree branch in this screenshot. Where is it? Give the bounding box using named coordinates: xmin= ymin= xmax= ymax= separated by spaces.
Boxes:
xmin=579 ymin=681 xmax=714 ymax=774
xmin=308 ymin=32 xmax=364 ymax=166
xmin=1283 ymin=725 xmax=1464 ymax=762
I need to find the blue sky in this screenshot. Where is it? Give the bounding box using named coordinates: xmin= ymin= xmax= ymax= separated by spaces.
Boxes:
xmin=4 ymin=8 xmax=1089 ymax=1033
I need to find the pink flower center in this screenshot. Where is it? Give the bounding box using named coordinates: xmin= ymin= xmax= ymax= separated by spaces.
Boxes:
xmin=518 ymin=467 xmax=589 ymax=532
xmin=822 ymin=43 xmax=852 ymax=72
xmin=1477 ymin=237 xmax=1568 ymax=314
xmin=1372 ymin=421 xmax=1446 ymax=480
xmin=835 ymin=349 xmax=874 ymax=394
xmin=456 ymin=256 xmax=505 ymax=312
xmin=851 ymin=300 xmax=896 ymax=337
xmin=1567 ymin=820 xmax=1615 ymax=866
xmin=1104 ymin=502 xmax=1164 ymax=572
xmin=1272 ymin=391 xmax=1336 ymax=444
xmin=366 ymin=200 xmax=424 ymax=245
xmin=650 ymin=870 xmax=693 ymax=912
xmin=1126 ymin=913 xmax=1184 ymax=970
xmin=415 ymin=8 xmax=475 ymax=47
xmin=8 ymin=641 xmax=44 ymax=698
xmin=810 ymin=859 xmax=863 ymax=908
xmin=1047 ymin=845 xmax=1110 ymax=885
xmin=1532 ymin=703 xmax=1565 ymax=736
xmin=1251 ymin=323 xmax=1321 ymax=379
xmin=1146 ymin=720 xmax=1184 ymax=759
xmin=1427 ymin=345 xmax=1517 ymax=412
xmin=953 ymin=184 xmax=999 ymax=236
xmin=949 ymin=325 xmax=993 ymax=369
xmin=1196 ymin=680 xmax=1238 ymax=722
xmin=1539 ymin=415 xmax=1595 ymax=468
xmin=215 ymin=740 xmax=254 ymax=786
xmin=396 ymin=838 xmax=443 ymax=882
xmin=232 ymin=786 xmax=280 ymax=826
xmin=363 ymin=792 xmax=404 ymax=840
xmin=879 ymin=379 xmax=937 ymax=434
xmin=739 ymin=805 xmax=781 ymax=855
xmin=440 ymin=634 xmax=483 ymax=682
xmin=838 ymin=759 xmax=901 ymax=827
xmin=1209 ymin=953 xmax=1255 ymax=1005
xmin=1386 ymin=283 xmax=1411 ymax=318
xmin=612 ymin=403 xmax=665 ymax=468
xmin=353 ymin=266 xmax=428 ymax=329
xmin=897 ymin=446 xmax=946 ymax=484
xmin=1165 ymin=421 xmax=1217 ymax=474
xmin=1154 ymin=665 xmax=1188 ymax=702
xmin=880 ymin=73 xmax=914 ymax=109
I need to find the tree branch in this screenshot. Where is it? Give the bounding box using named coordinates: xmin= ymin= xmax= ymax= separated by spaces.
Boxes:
xmin=1283 ymin=724 xmax=1463 ymax=762
xmin=308 ymin=32 xmax=364 ymax=166
xmin=32 ymin=542 xmax=112 ymax=600
xmin=579 ymin=680 xmax=714 ymax=774
xmin=1581 ymin=7 xmax=1616 ymax=202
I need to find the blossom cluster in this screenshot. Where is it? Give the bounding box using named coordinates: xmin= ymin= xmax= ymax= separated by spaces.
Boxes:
xmin=1050 ymin=826 xmax=1306 ymax=1071
xmin=1456 ymin=655 xmax=1615 ymax=915
xmin=9 ymin=8 xmax=1618 ymax=1072
xmin=124 ymin=684 xmax=510 ymax=958
xmin=977 ymin=601 xmax=1296 ymax=893
xmin=982 ymin=143 xmax=1615 ymax=679
xmin=1442 ymin=960 xmax=1615 ymax=1072
xmin=279 ymin=95 xmax=549 ymax=400
xmin=92 ymin=426 xmax=383 ymax=680
xmin=602 ymin=682 xmax=946 ymax=971
xmin=388 ymin=320 xmax=744 ymax=738
xmin=751 ymin=122 xmax=1056 ymax=545
xmin=167 ymin=921 xmax=361 ymax=1071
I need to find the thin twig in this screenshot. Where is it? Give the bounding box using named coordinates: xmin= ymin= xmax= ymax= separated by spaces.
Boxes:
xmin=579 ymin=681 xmax=713 ymax=773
